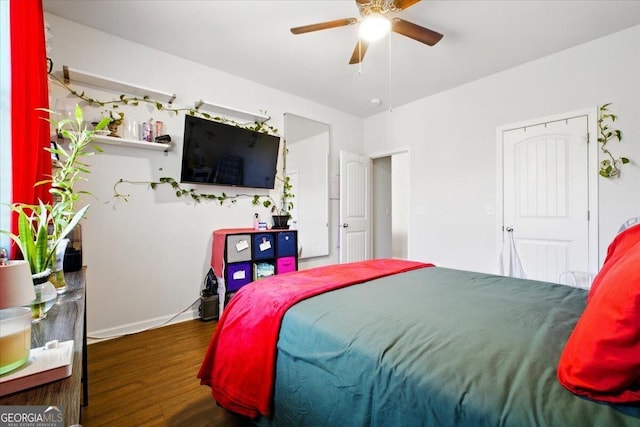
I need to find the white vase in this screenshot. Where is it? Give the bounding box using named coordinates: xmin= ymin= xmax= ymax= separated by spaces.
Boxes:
xmin=50 ymin=238 xmax=70 ymax=294
xmin=29 ymin=270 xmax=57 ymax=321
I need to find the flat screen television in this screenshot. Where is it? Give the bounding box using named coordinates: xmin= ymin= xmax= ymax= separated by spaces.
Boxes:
xmin=180 ymin=115 xmax=281 ymax=189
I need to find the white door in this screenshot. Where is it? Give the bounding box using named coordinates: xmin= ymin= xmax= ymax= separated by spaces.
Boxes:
xmin=502 ymin=116 xmax=590 ymax=285
xmin=339 ymin=151 xmax=371 ymax=263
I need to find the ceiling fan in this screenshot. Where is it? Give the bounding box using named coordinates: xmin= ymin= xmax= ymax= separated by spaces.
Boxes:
xmin=290 ymin=0 xmax=443 ymax=64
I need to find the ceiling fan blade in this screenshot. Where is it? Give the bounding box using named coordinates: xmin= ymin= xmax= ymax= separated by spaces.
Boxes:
xmin=391 ymin=18 xmax=443 ymax=46
xmin=291 ymin=18 xmax=357 ymax=34
xmin=349 ymin=39 xmax=370 ymax=64
xmin=392 ymin=0 xmax=421 ymax=10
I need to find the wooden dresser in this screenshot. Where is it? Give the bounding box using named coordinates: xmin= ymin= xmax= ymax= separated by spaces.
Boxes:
xmin=0 ymin=269 xmax=87 ymax=425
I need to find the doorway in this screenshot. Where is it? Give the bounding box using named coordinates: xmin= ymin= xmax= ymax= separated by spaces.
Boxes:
xmin=372 ymin=152 xmax=410 ymax=259
xmin=339 ymin=149 xmax=410 ymax=262
xmin=497 ymin=108 xmax=599 ymax=286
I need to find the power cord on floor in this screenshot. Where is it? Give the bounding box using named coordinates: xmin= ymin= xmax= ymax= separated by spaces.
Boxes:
xmin=86 ymin=296 xmax=201 ymax=341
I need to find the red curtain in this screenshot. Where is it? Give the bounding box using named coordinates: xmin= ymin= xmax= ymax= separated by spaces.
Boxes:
xmin=9 ymin=0 xmax=51 ymax=252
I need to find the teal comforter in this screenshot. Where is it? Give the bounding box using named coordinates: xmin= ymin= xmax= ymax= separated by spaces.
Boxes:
xmin=261 ymin=267 xmax=640 ymax=426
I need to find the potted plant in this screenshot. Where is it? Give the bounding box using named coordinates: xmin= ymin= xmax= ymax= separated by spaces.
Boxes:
xmin=45 ymin=106 xmax=108 ymax=290
xmin=5 ymin=200 xmax=87 ymax=318
xmin=7 ymin=201 xmax=87 ymax=277
xmin=252 ymin=175 xmax=294 ymax=229
xmin=103 ymin=109 xmax=124 ymax=137
xmin=598 ymin=103 xmax=629 ymax=178
xmin=1 ymin=105 xmax=106 ymax=316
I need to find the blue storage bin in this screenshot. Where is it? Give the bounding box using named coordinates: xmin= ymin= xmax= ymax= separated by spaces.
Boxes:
xmin=277 ymin=232 xmax=297 ymax=257
xmin=225 ymin=262 xmax=252 ymax=291
xmin=253 ymin=233 xmax=275 ymax=260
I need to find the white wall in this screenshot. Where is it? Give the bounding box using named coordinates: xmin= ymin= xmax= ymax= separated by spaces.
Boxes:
xmin=364 ymin=25 xmax=640 ymax=274
xmin=391 ymin=152 xmax=409 ymax=259
xmin=372 ymin=157 xmax=391 ymax=258
xmin=45 ymin=14 xmax=640 ymax=335
xmin=46 ymin=14 xmax=362 ymax=337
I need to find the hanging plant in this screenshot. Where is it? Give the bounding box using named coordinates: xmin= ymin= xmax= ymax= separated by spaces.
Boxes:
xmin=112 ymin=176 xmax=293 ymax=215
xmin=48 ymin=62 xmax=290 ymax=212
xmin=598 ymin=103 xmax=629 ymax=178
xmin=48 ymin=70 xmax=278 ymax=134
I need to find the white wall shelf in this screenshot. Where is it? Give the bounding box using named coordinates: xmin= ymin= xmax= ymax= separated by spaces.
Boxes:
xmin=194 ymin=100 xmax=270 ymax=123
xmin=60 ymin=66 xmax=176 ymax=105
xmin=57 ymin=65 xmax=270 ymax=127
xmin=93 ymin=134 xmax=173 ymax=152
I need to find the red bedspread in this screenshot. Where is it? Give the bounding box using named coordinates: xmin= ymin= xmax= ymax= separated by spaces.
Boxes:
xmin=197 ymin=258 xmax=433 ymax=418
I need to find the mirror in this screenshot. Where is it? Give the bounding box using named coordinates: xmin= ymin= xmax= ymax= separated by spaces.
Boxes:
xmin=284 ymin=113 xmax=330 ymax=259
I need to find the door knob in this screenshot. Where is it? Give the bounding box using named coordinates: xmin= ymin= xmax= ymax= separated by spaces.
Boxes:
xmin=342 ymin=223 xmax=349 ymax=228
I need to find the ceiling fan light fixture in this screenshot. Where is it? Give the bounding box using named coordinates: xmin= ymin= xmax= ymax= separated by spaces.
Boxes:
xmin=359 ymin=13 xmax=391 ymax=42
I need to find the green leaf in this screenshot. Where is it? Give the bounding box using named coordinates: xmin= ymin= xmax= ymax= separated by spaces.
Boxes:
xmin=621 ymin=157 xmax=630 ymax=164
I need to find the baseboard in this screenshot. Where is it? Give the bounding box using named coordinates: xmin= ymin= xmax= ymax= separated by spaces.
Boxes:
xmin=87 ymin=308 xmax=200 ymax=344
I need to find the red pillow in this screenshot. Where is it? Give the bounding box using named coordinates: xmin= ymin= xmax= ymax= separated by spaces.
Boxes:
xmin=557 ymin=238 xmax=640 ymax=403
xmin=589 ymin=223 xmax=640 ymax=301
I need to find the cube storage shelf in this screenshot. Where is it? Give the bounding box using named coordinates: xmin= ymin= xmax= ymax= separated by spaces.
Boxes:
xmin=211 ymin=228 xmax=298 ymax=313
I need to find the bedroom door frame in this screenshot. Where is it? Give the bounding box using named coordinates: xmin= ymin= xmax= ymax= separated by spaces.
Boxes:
xmin=369 ymin=147 xmax=412 ymax=260
xmin=339 ymin=148 xmax=412 ymax=263
xmin=496 ymin=107 xmax=599 ymax=281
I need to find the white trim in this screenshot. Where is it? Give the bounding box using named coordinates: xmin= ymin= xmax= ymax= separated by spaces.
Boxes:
xmin=87 ymin=307 xmax=200 ymax=344
xmin=496 ymin=107 xmax=599 ymax=279
xmin=366 ymin=146 xmax=412 ymax=260
xmin=367 ymin=146 xmax=411 ymax=160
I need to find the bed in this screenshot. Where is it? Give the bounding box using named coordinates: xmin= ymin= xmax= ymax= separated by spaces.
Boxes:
xmin=198 ymin=235 xmax=640 ymax=426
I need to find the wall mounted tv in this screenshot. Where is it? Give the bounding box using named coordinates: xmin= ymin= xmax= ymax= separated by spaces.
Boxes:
xmin=180 ymin=115 xmax=281 ymax=190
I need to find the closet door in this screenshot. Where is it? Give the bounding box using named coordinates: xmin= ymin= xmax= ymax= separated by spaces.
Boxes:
xmin=502 ymin=116 xmax=590 ymax=285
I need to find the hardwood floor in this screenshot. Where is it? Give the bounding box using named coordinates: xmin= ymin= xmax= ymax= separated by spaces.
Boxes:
xmin=80 ymin=320 xmax=254 ymax=426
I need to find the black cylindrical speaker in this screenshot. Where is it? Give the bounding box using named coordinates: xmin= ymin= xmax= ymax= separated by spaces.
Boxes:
xmin=200 ymin=295 xmax=219 ymax=321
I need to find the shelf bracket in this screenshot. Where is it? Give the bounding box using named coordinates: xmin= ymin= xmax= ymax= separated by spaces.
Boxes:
xmin=62 ymin=65 xmax=70 ymax=84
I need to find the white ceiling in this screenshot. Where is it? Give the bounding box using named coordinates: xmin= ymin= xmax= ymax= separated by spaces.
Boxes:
xmin=43 ymin=0 xmax=640 ymax=118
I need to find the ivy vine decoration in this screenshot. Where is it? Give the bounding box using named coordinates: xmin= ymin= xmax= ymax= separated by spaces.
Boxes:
xmin=47 ymin=65 xmax=291 ymax=211
xmin=47 ymin=70 xmax=278 ymax=134
xmin=598 ymin=103 xmax=629 ymax=178
xmin=112 ymin=176 xmax=294 ymax=215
